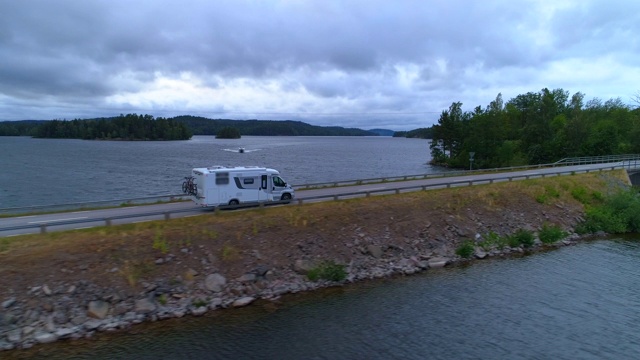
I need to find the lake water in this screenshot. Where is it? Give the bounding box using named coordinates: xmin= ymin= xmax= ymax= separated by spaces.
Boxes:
xmin=0 ymin=136 xmax=435 ymax=209
xmin=12 ymin=237 xmax=640 ymax=359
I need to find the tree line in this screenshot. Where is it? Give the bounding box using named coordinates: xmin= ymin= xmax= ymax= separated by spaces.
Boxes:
xmin=429 ymin=88 xmax=640 ymax=169
xmin=0 ymin=116 xmax=377 ymax=138
xmin=31 ymin=114 xmax=192 ymax=140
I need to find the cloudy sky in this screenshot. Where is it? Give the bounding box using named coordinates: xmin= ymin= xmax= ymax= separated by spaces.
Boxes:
xmin=1 ymin=0 xmax=638 ymax=130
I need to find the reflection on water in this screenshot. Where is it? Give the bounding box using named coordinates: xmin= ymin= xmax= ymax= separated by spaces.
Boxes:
xmin=11 ymin=238 xmax=640 ymax=360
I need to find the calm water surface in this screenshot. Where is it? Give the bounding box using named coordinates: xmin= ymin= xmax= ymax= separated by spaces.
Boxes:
xmin=0 ymin=136 xmax=434 ymax=208
xmin=13 ymin=238 xmax=640 ymax=360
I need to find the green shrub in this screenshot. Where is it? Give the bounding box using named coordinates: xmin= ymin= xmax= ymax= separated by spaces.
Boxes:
xmin=577 ymin=206 xmax=626 ymax=234
xmin=538 ymin=223 xmax=567 ymax=244
xmin=307 ymin=261 xmax=347 ymax=282
xmin=455 ymin=240 xmax=475 ymax=258
xmin=479 ymin=231 xmax=508 ymax=250
xmin=509 ymin=229 xmax=535 ymax=248
xmin=576 ymin=189 xmax=640 ymax=234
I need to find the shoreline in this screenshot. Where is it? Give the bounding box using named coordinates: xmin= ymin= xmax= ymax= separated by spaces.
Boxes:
xmin=0 ymin=231 xmax=600 ymax=352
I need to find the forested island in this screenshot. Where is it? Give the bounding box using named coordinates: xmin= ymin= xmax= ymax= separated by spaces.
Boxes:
xmin=0 ymin=114 xmax=192 ymax=140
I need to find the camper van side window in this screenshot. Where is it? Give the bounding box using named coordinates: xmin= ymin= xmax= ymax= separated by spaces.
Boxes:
xmin=216 ymin=172 xmax=229 ymax=185
xmin=243 ymin=178 xmax=254 ymax=185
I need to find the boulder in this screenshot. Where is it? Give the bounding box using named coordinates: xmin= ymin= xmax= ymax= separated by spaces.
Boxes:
xmin=87 ymin=300 xmax=109 ymax=319
xmin=232 ymin=296 xmax=255 ymax=308
xmin=205 ymin=273 xmax=227 ymax=292
xmin=135 ymin=298 xmax=157 ymax=314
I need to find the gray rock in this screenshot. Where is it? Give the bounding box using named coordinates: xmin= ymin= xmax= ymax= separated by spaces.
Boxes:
xmin=474 ymin=249 xmax=488 ymax=259
xmin=84 ymin=318 xmax=102 ymax=330
xmin=191 ymin=307 xmax=207 ymax=316
xmin=237 ymin=273 xmax=257 ymax=283
xmin=293 ymin=259 xmax=315 ymax=274
xmin=2 ymin=297 xmax=16 ymax=309
xmin=55 ymin=327 xmax=75 ymax=338
xmin=7 ymin=329 xmax=21 ymax=343
xmin=87 ymin=300 xmax=110 ymax=319
xmin=209 ymin=298 xmax=223 ymax=309
xmin=42 ymin=284 xmax=53 ymax=296
xmin=367 ymin=245 xmax=384 ymax=259
xmin=34 ymin=331 xmax=58 ymax=344
xmin=23 ymin=326 xmax=35 ymax=336
xmin=232 ymin=296 xmax=255 ymax=308
xmin=428 ymin=257 xmax=449 ymax=268
xmin=205 ymin=273 xmax=227 ymax=292
xmin=135 ymin=298 xmax=157 ymax=314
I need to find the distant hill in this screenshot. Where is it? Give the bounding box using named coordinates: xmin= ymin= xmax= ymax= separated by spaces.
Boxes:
xmin=368 ymin=128 xmax=395 ymax=136
xmin=0 ymin=116 xmax=377 ymax=138
xmin=393 ymin=127 xmax=433 ymax=139
xmin=0 ymin=120 xmax=45 ymax=136
xmin=171 ymin=116 xmax=375 ymax=136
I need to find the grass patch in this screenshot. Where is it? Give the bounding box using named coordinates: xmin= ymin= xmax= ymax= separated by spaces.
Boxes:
xmin=455 ymin=240 xmax=475 ymax=258
xmin=478 ymin=231 xmax=508 ymax=250
xmin=509 ymin=229 xmax=535 ymax=248
xmin=221 ymin=243 xmax=240 ymax=261
xmin=152 ymin=230 xmax=170 ymax=253
xmin=538 ymin=223 xmax=568 ymax=244
xmin=307 ymin=261 xmax=347 ymax=282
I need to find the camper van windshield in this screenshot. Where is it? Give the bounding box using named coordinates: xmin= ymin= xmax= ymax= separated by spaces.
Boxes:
xmin=273 ymin=176 xmax=286 ymax=187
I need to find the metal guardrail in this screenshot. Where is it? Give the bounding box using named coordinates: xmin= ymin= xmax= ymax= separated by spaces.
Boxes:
xmin=553 ymin=154 xmax=640 ymax=166
xmin=294 ymin=165 xmax=628 ymax=204
xmin=0 ymin=200 xmax=292 ymax=234
xmin=0 ymin=194 xmax=190 ymax=215
xmin=294 ymin=154 xmax=640 ymax=189
xmin=1 ymin=164 xmax=631 ymax=235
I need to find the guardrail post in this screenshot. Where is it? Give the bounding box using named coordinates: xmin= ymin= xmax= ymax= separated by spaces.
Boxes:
xmin=106 ymin=218 xmax=112 ymax=226
xmin=395 ymin=189 xmax=400 ymax=194
xmin=164 ymin=212 xmax=170 ymax=220
xmin=297 ymin=199 xmax=303 ymax=205
xmin=366 ymin=192 xmax=371 ymax=197
xmin=40 ymin=224 xmax=47 ymax=234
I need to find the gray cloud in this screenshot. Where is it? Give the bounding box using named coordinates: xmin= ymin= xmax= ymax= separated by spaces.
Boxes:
xmin=0 ymin=0 xmax=638 ymax=129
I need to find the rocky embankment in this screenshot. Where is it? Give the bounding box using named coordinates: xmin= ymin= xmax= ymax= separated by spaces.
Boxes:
xmin=0 ymin=230 xmax=593 ymax=351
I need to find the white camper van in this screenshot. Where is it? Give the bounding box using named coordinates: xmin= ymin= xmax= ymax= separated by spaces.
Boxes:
xmin=184 ymin=166 xmax=295 ymax=208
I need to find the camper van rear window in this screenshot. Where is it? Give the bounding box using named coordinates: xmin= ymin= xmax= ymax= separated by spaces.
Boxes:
xmin=216 ymin=172 xmax=230 ymax=185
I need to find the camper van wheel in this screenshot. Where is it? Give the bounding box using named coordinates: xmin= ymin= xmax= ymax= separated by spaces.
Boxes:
xmin=229 ymin=199 xmax=239 ymax=206
xmin=281 ymin=193 xmax=292 ymax=202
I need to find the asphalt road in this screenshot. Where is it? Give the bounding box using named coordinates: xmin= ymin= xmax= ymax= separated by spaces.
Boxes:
xmin=0 ymin=163 xmax=627 ymax=237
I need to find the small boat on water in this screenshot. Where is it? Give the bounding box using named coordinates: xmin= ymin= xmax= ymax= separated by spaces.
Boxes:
xmin=238 ymin=147 xmax=245 ymax=153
